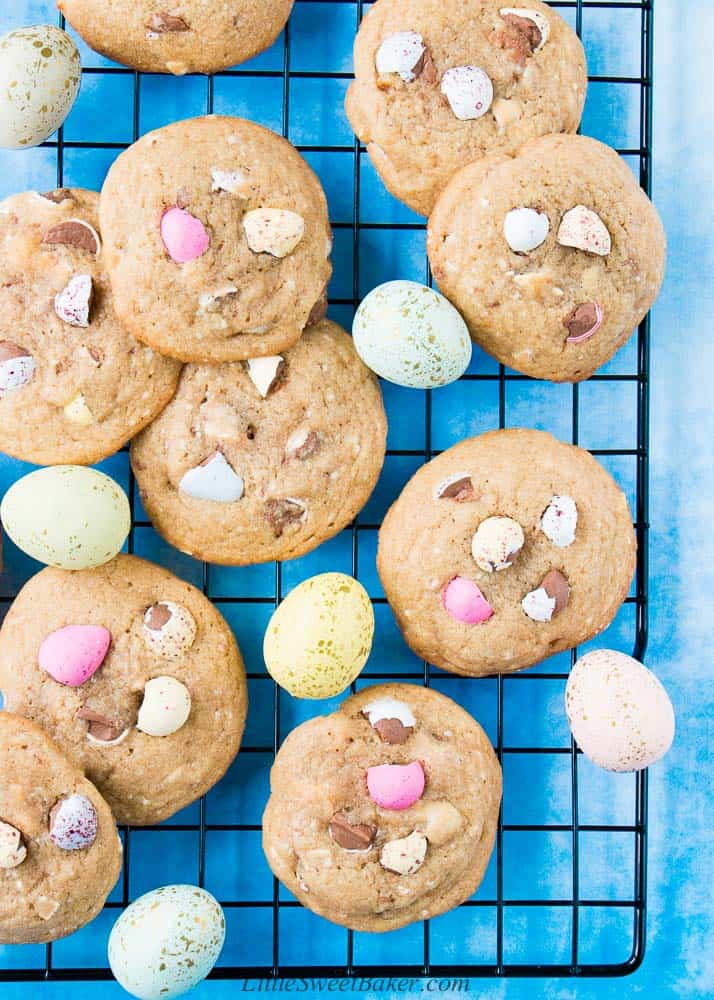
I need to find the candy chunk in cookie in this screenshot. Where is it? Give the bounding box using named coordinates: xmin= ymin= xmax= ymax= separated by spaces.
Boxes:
xmin=63 ymin=392 xmax=95 ymax=425
xmin=329 ymin=811 xmax=376 ymax=852
xmin=564 ymin=302 xmax=603 ymax=344
xmin=285 ymin=427 xmax=321 ymax=460
xmin=522 ymin=569 xmax=570 ymax=622
xmin=380 ymin=830 xmax=427 ymax=875
xmin=363 ymin=695 xmax=416 ymax=744
xmin=0 ymin=342 xmax=35 ymax=396
xmin=49 ymin=794 xmax=97 ymax=851
xmin=557 ymin=205 xmax=611 ymax=256
xmin=471 ymin=515 xmax=524 ymax=572
xmin=243 ymin=208 xmax=304 ymax=258
xmin=435 ymin=473 xmax=475 ymax=501
xmin=504 ymin=207 xmax=549 ymax=253
xmin=179 ymin=451 xmax=244 ymax=503
xmin=39 ymin=625 xmax=111 ymax=687
xmin=440 ymin=66 xmax=493 ymax=121
xmin=54 ymin=274 xmax=93 ymax=327
xmin=137 ymin=676 xmax=191 ymax=737
xmin=198 ymin=284 xmax=238 ymax=314
xmin=147 ymin=12 xmax=190 ymax=34
xmin=210 ymin=167 xmax=249 ymax=197
xmin=264 ymin=497 xmax=306 ymax=538
xmin=367 ymin=761 xmax=425 ymax=811
xmin=540 ymin=495 xmax=577 ymax=547
xmin=0 ymin=820 xmax=27 ymax=869
xmin=143 ymin=601 xmax=197 ymax=659
xmin=160 ymin=206 xmax=210 ymax=264
xmin=245 ymin=355 xmax=285 ymax=398
xmin=413 ymin=800 xmax=463 ymax=846
xmin=496 ymin=9 xmax=550 ymax=63
xmin=442 ymin=577 xmax=493 ymax=624
xmin=42 ymin=218 xmax=101 ymax=255
xmin=375 ymin=32 xmax=426 ymax=83
xmin=77 ymin=705 xmax=129 ymax=745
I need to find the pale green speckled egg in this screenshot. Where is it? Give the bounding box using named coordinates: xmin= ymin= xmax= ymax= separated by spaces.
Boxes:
xmin=0 ymin=25 xmax=81 ymax=149
xmin=352 ymin=280 xmax=472 ymax=389
xmin=264 ymin=572 xmax=375 ymax=698
xmin=0 ymin=465 xmax=130 ymax=569
xmin=108 ymin=885 xmax=225 ymax=1000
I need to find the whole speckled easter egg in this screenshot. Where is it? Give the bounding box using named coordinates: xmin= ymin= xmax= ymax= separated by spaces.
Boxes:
xmin=0 ymin=466 xmax=130 ymax=569
xmin=108 ymin=885 xmax=225 ymax=1000
xmin=0 ymin=25 xmax=81 ymax=149
xmin=565 ymin=649 xmax=675 ymax=772
xmin=352 ymin=280 xmax=472 ymax=389
xmin=264 ymin=572 xmax=374 ymax=698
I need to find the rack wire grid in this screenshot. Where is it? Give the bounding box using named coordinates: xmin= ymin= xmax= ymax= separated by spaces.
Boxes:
xmin=0 ymin=0 xmax=654 ymax=984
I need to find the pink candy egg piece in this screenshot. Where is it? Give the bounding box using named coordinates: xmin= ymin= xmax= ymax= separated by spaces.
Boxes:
xmin=443 ymin=576 xmax=494 ymax=624
xmin=160 ymin=207 xmax=210 ymax=264
xmin=39 ymin=625 xmax=111 ymax=687
xmin=367 ymin=760 xmax=425 ymax=810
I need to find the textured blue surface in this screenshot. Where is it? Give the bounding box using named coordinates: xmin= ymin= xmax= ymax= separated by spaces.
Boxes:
xmin=0 ymin=0 xmax=712 ymax=997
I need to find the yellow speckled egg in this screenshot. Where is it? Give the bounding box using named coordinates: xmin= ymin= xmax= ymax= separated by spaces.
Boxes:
xmin=0 ymin=25 xmax=81 ymax=149
xmin=0 ymin=466 xmax=130 ymax=569
xmin=264 ymin=572 xmax=374 ymax=698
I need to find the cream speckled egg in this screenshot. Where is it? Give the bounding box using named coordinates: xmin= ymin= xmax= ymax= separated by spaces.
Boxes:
xmin=352 ymin=280 xmax=472 ymax=389
xmin=565 ymin=649 xmax=675 ymax=772
xmin=108 ymin=885 xmax=225 ymax=1000
xmin=0 ymin=466 xmax=130 ymax=569
xmin=0 ymin=25 xmax=81 ymax=149
xmin=264 ymin=572 xmax=374 ymax=698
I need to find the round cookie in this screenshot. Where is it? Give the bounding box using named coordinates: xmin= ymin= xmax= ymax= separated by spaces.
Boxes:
xmin=377 ymin=429 xmax=636 ymax=677
xmin=0 ymin=712 xmax=122 ymax=944
xmin=58 ymin=0 xmax=294 ymax=76
xmin=0 ymin=189 xmax=180 ymax=466
xmin=427 ymin=134 xmax=666 ymax=381
xmin=130 ymin=320 xmax=387 ymax=565
xmin=99 ymin=115 xmax=332 ymax=363
xmin=345 ymin=0 xmax=586 ymax=217
xmin=0 ymin=554 xmax=247 ymax=826
xmin=262 ymin=683 xmax=501 ymax=931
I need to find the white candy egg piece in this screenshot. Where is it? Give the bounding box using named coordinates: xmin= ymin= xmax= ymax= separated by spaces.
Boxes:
xmin=0 ymin=26 xmax=81 ymax=149
xmin=565 ymin=649 xmax=675 ymax=772
xmin=353 ymin=280 xmax=471 ymax=389
xmin=108 ymin=884 xmax=225 ymax=1000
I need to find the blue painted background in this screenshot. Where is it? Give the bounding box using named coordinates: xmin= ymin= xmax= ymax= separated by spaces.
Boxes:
xmin=0 ymin=0 xmax=712 ymax=997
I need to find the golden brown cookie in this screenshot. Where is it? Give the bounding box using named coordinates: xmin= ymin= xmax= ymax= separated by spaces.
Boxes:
xmin=130 ymin=320 xmax=387 ymax=565
xmin=0 ymin=554 xmax=247 ymax=826
xmin=58 ymin=0 xmax=294 ymax=75
xmin=263 ymin=684 xmax=501 ymax=931
xmin=0 ymin=712 xmax=122 ymax=944
xmin=99 ymin=116 xmax=332 ymax=363
xmin=377 ymin=429 xmax=637 ymax=677
xmin=346 ymin=0 xmax=586 ymax=216
xmin=427 ymin=134 xmax=666 ymax=381
xmin=0 ymin=189 xmax=180 ymax=465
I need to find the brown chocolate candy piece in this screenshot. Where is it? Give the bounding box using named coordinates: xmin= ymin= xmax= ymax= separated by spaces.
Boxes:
xmin=42 ymin=220 xmax=100 ymax=254
xmin=494 ymin=14 xmax=542 ymax=65
xmin=0 ymin=341 xmax=30 ymax=363
xmin=148 ymin=12 xmax=190 ymax=33
xmin=437 ymin=476 xmax=475 ymax=501
xmin=77 ymin=705 xmax=126 ymax=743
xmin=265 ymin=498 xmax=305 ymax=537
xmin=563 ymin=302 xmax=602 ymax=342
xmin=541 ymin=569 xmax=570 ymax=616
xmin=306 ymin=287 xmax=328 ymax=327
xmin=373 ymin=717 xmax=413 ymax=745
xmin=41 ymin=188 xmax=73 ymax=204
xmin=414 ymin=48 xmax=438 ymax=85
xmin=329 ymin=811 xmax=376 ymax=851
xmin=145 ymin=603 xmax=172 ymax=630
xmin=290 ymin=430 xmax=321 ymax=461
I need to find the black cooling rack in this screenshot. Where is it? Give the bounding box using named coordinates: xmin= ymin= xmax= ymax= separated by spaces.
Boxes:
xmin=0 ymin=0 xmax=653 ymax=983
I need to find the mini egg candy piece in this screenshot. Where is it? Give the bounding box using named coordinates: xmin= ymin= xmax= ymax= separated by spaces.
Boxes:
xmin=143 ymin=602 xmax=197 ymax=659
xmin=564 ymin=302 xmax=603 ymax=344
xmin=353 ymin=280 xmax=471 ymax=390
xmin=329 ymin=811 xmax=376 ymax=852
xmin=540 ymin=494 xmax=578 ymax=547
xmin=243 ymin=208 xmax=305 ymax=258
xmin=367 ymin=761 xmax=425 ymax=811
xmin=440 ymin=66 xmax=493 ymax=120
xmin=435 ymin=472 xmax=476 ymax=501
xmin=263 ymin=572 xmax=374 ymax=699
xmin=0 ymin=26 xmax=81 ymax=149
xmin=178 ymin=451 xmax=244 ymax=503
xmin=499 ymin=8 xmax=550 ymax=51
xmin=375 ymin=31 xmax=425 ymax=82
xmin=471 ymin=515 xmax=525 ymax=572
xmin=380 ymin=830 xmax=428 ymax=875
xmin=521 ymin=569 xmax=570 ymax=622
xmin=160 ymin=206 xmax=210 ymax=264
xmin=49 ymin=794 xmax=97 ymax=851
xmin=0 ymin=341 xmax=36 ymax=396
xmin=0 ymin=820 xmax=27 ymax=869
xmin=557 ymin=205 xmax=611 ymax=256
xmin=442 ymin=577 xmax=494 ymax=624
xmin=108 ymin=884 xmax=225 ymax=1000
xmin=39 ymin=624 xmax=111 ymax=686
xmin=136 ymin=676 xmax=192 ymax=738
xmin=504 ymin=207 xmax=550 ymax=253
xmin=63 ymin=392 xmax=95 ymax=425
xmin=245 ymin=355 xmax=285 ymax=398
xmin=0 ymin=466 xmax=130 ymax=569
xmin=363 ymin=696 xmax=416 ymax=744
xmin=54 ymin=273 xmax=93 ymax=327
xmin=565 ymin=649 xmax=675 ymax=772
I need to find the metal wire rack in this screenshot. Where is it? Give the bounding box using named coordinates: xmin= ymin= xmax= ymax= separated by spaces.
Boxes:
xmin=0 ymin=0 xmax=653 ymax=983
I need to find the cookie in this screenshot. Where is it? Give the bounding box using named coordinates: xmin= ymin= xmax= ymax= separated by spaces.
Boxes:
xmin=377 ymin=429 xmax=636 ymax=677
xmin=58 ymin=0 xmax=294 ymax=76
xmin=130 ymin=320 xmax=387 ymax=565
xmin=0 ymin=712 xmax=122 ymax=944
xmin=428 ymin=134 xmax=666 ymax=381
xmin=262 ymin=683 xmax=501 ymax=931
xmin=0 ymin=554 xmax=247 ymax=826
xmin=0 ymin=189 xmax=180 ymax=466
xmin=345 ymin=0 xmax=586 ymax=216
xmin=99 ymin=115 xmax=332 ymax=363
